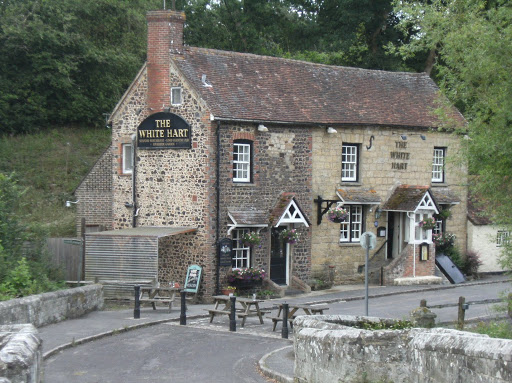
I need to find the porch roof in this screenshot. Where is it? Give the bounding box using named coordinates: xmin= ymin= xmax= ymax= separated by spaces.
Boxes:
xmin=86 ymin=226 xmax=197 ymax=238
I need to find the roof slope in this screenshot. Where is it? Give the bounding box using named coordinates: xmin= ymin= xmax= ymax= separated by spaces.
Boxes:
xmin=175 ymin=47 xmax=463 ymax=128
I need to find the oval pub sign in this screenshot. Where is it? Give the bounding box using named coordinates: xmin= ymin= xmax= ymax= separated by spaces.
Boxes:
xmin=137 ymin=112 xmax=191 ymax=149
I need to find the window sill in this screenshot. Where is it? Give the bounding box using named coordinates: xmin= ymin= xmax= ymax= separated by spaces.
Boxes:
xmin=340 ymin=182 xmax=362 ymax=187
xmin=430 ymin=182 xmax=447 ymax=187
xmin=233 ymin=182 xmax=255 ymax=187
xmin=338 ymin=242 xmax=361 ymax=247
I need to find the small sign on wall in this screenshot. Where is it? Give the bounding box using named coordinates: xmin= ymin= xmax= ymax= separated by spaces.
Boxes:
xmin=137 ymin=112 xmax=191 ymax=149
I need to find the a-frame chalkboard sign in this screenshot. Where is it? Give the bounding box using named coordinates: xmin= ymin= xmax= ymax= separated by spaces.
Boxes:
xmin=183 ymin=265 xmax=202 ymax=293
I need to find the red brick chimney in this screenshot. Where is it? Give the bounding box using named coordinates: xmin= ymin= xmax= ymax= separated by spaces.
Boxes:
xmin=146 ymin=10 xmax=185 ymax=112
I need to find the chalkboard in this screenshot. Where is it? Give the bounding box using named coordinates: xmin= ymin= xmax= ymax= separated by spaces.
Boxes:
xmin=183 ymin=265 xmax=202 ymax=293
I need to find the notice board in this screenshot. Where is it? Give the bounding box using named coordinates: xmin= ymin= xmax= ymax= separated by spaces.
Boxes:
xmin=183 ymin=264 xmax=202 ymax=293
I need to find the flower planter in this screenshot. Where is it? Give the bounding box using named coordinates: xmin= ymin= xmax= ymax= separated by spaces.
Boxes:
xmin=230 ymin=279 xmax=263 ymax=290
xmin=330 ymin=217 xmax=346 ymax=223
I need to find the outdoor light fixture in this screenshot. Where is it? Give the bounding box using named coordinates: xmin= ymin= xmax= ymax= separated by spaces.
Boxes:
xmin=65 ymin=200 xmax=79 ymax=208
xmin=257 ymin=124 xmax=268 ymax=132
xmin=375 ymin=207 xmax=382 ymax=219
xmin=124 ymin=202 xmax=134 ymax=208
xmin=327 ymin=127 xmax=337 ymax=134
xmin=400 ymin=135 xmax=407 ymax=141
xmin=420 ymin=134 xmax=426 ymax=140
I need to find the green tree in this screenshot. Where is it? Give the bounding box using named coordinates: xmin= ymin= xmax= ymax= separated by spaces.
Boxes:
xmin=391 ymin=0 xmax=512 ymax=267
xmin=0 ymin=0 xmax=161 ymax=134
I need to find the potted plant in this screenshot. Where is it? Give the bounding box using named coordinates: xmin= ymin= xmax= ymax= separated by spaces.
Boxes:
xmin=227 ymin=267 xmax=266 ymax=289
xmin=326 ymin=206 xmax=349 ymax=223
xmin=240 ymin=231 xmax=262 ymax=247
xmin=221 ymin=286 xmax=236 ymax=296
xmin=279 ymin=228 xmax=299 ymax=244
xmin=418 ymin=217 xmax=436 ymax=230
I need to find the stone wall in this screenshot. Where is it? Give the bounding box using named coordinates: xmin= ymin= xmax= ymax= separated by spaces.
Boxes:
xmin=294 ymin=315 xmax=512 ymax=383
xmin=311 ymin=127 xmax=468 ymax=284
xmin=0 ymin=285 xmax=103 ymax=327
xmin=0 ymin=324 xmax=41 ymax=383
xmin=217 ymin=124 xmax=313 ymax=284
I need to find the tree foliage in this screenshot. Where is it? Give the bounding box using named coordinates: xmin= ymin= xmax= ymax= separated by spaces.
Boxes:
xmin=391 ymin=0 xmax=512 ymax=267
xmin=0 ymin=0 xmax=161 ymax=134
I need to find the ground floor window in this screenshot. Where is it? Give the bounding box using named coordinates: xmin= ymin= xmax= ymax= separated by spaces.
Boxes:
xmin=232 ymin=228 xmax=251 ymax=268
xmin=497 ymin=231 xmax=511 ymax=247
xmin=339 ymin=205 xmax=363 ymax=243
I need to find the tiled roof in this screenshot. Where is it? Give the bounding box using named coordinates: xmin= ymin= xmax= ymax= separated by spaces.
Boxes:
xmin=431 ymin=188 xmax=460 ymax=205
xmin=228 ymin=210 xmax=268 ymax=226
xmin=175 ymin=47 xmax=464 ymax=128
xmin=382 ymin=185 xmax=437 ymax=212
xmin=467 ymin=194 xmax=492 ymax=226
xmin=336 ymin=188 xmax=381 ymax=204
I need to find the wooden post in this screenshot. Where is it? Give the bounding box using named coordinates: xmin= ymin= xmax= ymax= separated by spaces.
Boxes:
xmin=508 ymin=293 xmax=512 ymax=318
xmin=81 ymin=217 xmax=86 ymax=281
xmin=457 ymin=296 xmax=466 ymax=330
xmin=282 ymin=303 xmax=289 ymax=339
xmin=229 ymin=296 xmax=236 ymax=332
xmin=180 ymin=290 xmax=186 ymax=325
xmin=134 ymin=285 xmax=140 ymax=319
xmin=420 ymin=299 xmax=427 ymax=308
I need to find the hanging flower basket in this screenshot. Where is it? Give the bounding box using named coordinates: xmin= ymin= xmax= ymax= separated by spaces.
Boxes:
xmin=240 ymin=231 xmax=262 ymax=247
xmin=419 ymin=217 xmax=436 ymax=230
xmin=279 ymin=228 xmax=299 ymax=244
xmin=326 ymin=206 xmax=349 ymax=223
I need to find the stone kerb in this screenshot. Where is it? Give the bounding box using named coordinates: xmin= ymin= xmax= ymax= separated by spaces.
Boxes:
xmin=0 ymin=284 xmax=103 ymax=327
xmin=0 ymin=324 xmax=42 ymax=383
xmin=293 ymin=315 xmax=512 ymax=383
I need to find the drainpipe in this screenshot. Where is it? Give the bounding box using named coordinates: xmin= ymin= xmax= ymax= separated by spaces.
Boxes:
xmin=215 ymin=120 xmax=221 ymax=294
xmin=131 ymin=133 xmax=138 ymax=228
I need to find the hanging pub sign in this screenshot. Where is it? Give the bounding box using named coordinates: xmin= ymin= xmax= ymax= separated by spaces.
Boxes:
xmin=218 ymin=237 xmax=233 ymax=267
xmin=137 ymin=112 xmax=191 ymax=149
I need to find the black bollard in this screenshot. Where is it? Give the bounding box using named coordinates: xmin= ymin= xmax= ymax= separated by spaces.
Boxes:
xmin=180 ymin=290 xmax=187 ymax=325
xmin=282 ymin=303 xmax=289 ymax=339
xmin=229 ymin=296 xmax=236 ymax=332
xmin=134 ymin=285 xmax=140 ymax=319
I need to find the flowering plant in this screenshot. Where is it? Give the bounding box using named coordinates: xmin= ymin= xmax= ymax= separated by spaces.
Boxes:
xmin=227 ymin=267 xmax=267 ymax=282
xmin=240 ymin=231 xmax=261 ymax=246
xmin=279 ymin=228 xmax=299 ymax=244
xmin=326 ymin=206 xmax=349 ymax=223
xmin=433 ymin=232 xmax=456 ymax=251
xmin=225 ymin=286 xmax=237 ymax=291
xmin=418 ymin=217 xmax=436 ymax=230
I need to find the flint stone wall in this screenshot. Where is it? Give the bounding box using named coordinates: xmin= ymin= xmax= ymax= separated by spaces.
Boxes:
xmin=0 ymin=285 xmax=103 ymax=327
xmin=0 ymin=324 xmax=41 ymax=383
xmin=294 ymin=315 xmax=512 ymax=383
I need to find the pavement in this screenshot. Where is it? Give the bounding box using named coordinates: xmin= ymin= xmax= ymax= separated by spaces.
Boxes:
xmin=39 ymin=274 xmax=511 ymax=383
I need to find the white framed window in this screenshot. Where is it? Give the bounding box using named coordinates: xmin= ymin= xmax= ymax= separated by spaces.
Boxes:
xmin=432 ymin=147 xmax=446 ymax=183
xmin=232 ymin=228 xmax=251 ymax=268
xmin=122 ymin=144 xmax=133 ymax=174
xmin=171 ymin=87 xmax=182 ymax=105
xmin=433 ymin=218 xmax=443 ymax=236
xmin=233 ymin=141 xmax=251 ymax=182
xmin=497 ymin=231 xmax=511 ymax=247
xmin=339 ymin=205 xmax=363 ymax=243
xmin=342 ymin=144 xmax=359 ymax=182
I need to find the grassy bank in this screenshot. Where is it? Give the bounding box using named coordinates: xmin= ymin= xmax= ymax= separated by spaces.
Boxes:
xmin=0 ymin=127 xmax=111 ymax=236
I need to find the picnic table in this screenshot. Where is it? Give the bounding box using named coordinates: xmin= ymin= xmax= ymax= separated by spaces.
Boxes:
xmin=271 ymin=303 xmax=329 ymax=331
xmin=208 ymin=295 xmax=267 ymax=327
xmin=138 ymin=286 xmax=179 ymax=312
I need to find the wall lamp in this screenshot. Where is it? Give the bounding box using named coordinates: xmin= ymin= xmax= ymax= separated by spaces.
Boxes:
xmin=375 ymin=207 xmax=382 ymax=219
xmin=420 ymin=134 xmax=426 ymax=140
xmin=327 ymin=127 xmax=337 ymax=134
xmin=65 ymin=200 xmax=79 ymax=208
xmin=400 ymin=135 xmax=407 ymax=141
xmin=257 ymin=124 xmax=268 ymax=132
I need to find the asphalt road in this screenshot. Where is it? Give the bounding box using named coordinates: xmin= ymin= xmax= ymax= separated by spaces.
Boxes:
xmin=43 ymin=280 xmax=511 ymax=382
xmin=44 ymin=324 xmax=288 ymax=383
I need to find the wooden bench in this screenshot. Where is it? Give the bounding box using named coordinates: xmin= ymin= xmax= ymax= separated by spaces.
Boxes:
xmin=271 ymin=303 xmax=329 ymax=331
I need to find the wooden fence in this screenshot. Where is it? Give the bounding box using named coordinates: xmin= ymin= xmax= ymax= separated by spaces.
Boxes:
xmin=46 ymin=238 xmax=84 ymax=281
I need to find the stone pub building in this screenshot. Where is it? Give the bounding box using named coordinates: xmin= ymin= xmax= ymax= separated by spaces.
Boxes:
xmin=76 ymin=10 xmax=467 ymax=299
